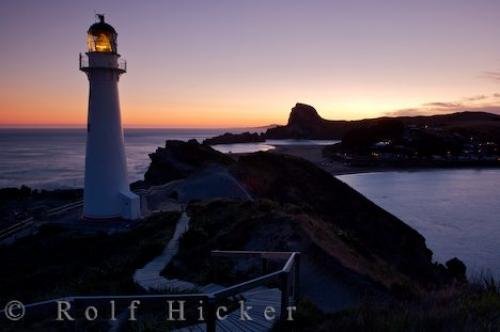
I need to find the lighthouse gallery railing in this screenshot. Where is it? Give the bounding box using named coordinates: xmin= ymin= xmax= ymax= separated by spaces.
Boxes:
xmin=79 ymin=53 xmax=127 ymax=72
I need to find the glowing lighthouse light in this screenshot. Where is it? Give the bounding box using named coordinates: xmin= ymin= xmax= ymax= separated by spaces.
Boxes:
xmin=79 ymin=15 xmax=140 ymax=220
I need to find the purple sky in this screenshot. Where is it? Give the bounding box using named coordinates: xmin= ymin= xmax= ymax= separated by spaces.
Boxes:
xmin=1 ymin=0 xmax=500 ymax=127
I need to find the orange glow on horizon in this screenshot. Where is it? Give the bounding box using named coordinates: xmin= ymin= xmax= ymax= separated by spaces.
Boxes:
xmin=0 ymin=103 xmax=287 ymax=128
xmin=2 ymin=95 xmax=500 ymax=128
xmin=0 ymin=102 xmax=399 ymax=128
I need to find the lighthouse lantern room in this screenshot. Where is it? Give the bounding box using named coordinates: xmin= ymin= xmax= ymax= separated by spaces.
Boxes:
xmin=80 ymin=15 xmax=140 ymax=220
xmin=87 ymin=15 xmax=117 ymax=53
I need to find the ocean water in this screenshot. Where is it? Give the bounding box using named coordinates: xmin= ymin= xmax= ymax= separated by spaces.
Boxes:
xmin=0 ymin=128 xmax=240 ymax=189
xmin=338 ymin=170 xmax=500 ymax=279
xmin=0 ymin=128 xmax=336 ymax=189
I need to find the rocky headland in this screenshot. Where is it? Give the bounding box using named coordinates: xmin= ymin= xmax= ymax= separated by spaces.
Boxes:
xmin=202 ymin=131 xmax=265 ymax=145
xmin=203 ymin=103 xmax=500 ymax=170
xmin=204 ymin=102 xmax=500 ymax=143
xmin=143 ymin=139 xmax=234 ymax=185
xmin=144 ymin=141 xmax=465 ymax=297
xmin=265 ymin=103 xmax=500 ymax=140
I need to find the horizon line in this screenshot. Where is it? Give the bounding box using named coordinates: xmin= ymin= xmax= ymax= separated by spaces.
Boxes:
xmin=0 ymin=109 xmax=496 ymax=130
xmin=0 ymin=125 xmax=280 ymax=130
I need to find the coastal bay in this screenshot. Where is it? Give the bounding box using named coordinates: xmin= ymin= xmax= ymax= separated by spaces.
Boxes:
xmin=1 ymin=134 xmax=499 ymax=330
xmin=1 ymin=129 xmax=499 ymax=280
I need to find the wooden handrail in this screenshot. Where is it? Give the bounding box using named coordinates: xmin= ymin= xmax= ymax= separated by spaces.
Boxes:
xmin=211 ymin=250 xmax=295 ymax=259
xmin=211 ymin=270 xmax=284 ymax=298
xmin=206 ymin=250 xmax=300 ymax=331
xmin=0 ymin=200 xmax=84 ymax=241
xmin=282 ymin=252 xmax=297 ymax=273
xmin=0 ymin=217 xmax=33 ymax=234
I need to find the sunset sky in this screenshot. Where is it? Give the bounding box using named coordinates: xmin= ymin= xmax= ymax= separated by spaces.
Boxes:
xmin=1 ymin=0 xmax=500 ymax=128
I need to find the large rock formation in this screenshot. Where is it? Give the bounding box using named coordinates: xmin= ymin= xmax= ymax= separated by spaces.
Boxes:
xmin=287 ymin=103 xmax=325 ymax=128
xmin=265 ymin=103 xmax=350 ymax=139
xmin=144 ymin=140 xmax=234 ymax=185
xmin=200 ymin=102 xmax=500 ymax=144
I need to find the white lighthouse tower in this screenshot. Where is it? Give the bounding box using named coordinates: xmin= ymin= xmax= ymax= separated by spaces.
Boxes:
xmin=80 ymin=15 xmax=140 ymax=220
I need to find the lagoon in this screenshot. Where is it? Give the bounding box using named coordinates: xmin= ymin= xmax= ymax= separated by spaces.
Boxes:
xmin=338 ymin=169 xmax=500 ymax=279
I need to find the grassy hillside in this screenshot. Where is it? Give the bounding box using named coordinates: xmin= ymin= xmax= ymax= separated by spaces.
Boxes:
xmin=0 ymin=211 xmax=180 ymax=304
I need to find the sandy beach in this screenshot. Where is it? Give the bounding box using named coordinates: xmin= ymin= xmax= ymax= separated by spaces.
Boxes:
xmin=269 ymin=144 xmax=390 ymax=176
xmin=269 ymin=144 xmax=500 ymax=177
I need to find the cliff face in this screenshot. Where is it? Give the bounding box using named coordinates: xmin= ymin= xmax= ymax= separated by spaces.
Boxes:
xmin=231 ymin=152 xmax=444 ymax=287
xmin=265 ymin=103 xmax=349 ymax=139
xmin=287 ymin=103 xmax=324 ymax=127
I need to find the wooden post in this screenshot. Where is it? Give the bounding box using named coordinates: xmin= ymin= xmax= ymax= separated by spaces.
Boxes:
xmin=294 ymin=253 xmax=300 ymax=303
xmin=280 ymin=272 xmax=289 ymax=321
xmin=262 ymin=258 xmax=268 ymax=274
xmin=206 ymin=296 xmax=216 ymax=332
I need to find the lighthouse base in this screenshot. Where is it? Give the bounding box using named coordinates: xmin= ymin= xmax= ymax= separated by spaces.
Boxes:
xmin=83 ymin=190 xmax=141 ymax=221
xmin=119 ymin=190 xmax=141 ymax=220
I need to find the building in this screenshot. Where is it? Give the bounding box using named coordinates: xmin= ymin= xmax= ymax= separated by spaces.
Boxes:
xmin=79 ymin=15 xmax=140 ymax=220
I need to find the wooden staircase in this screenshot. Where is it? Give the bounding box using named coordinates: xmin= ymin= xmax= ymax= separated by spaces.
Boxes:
xmin=174 ymin=284 xmax=282 ymax=332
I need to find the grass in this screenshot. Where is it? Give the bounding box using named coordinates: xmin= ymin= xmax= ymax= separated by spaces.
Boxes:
xmin=162 ymin=199 xmax=284 ymax=286
xmin=0 ymin=211 xmax=180 ymax=304
xmin=277 ymin=280 xmax=500 ymax=332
